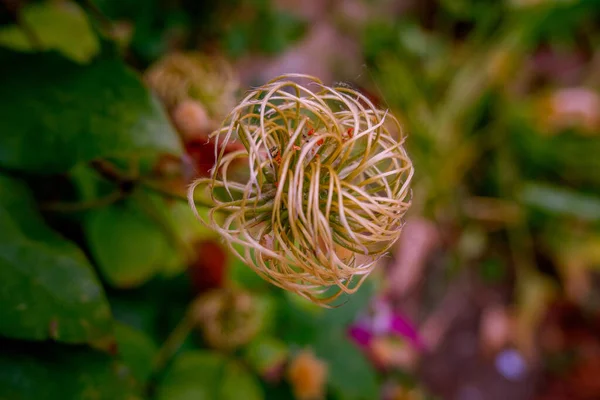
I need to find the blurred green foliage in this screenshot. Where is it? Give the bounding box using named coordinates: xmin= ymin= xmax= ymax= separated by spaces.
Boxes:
xmin=363 ymin=0 xmax=600 ymax=379
xmin=89 ymin=0 xmax=306 ymax=64
xmin=1 ymin=0 xmax=600 ymax=399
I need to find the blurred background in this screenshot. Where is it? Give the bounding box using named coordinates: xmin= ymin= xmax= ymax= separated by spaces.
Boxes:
xmin=1 ymin=0 xmax=600 ymax=399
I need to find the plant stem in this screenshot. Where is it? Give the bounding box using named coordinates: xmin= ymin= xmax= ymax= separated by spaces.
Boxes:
xmin=78 ymin=0 xmax=114 ymax=34
xmin=153 ymin=311 xmax=195 ymax=372
xmin=91 ymin=159 xmax=214 ymax=209
xmin=91 ymin=159 xmax=135 ymax=182
xmin=141 ymin=179 xmax=213 ymax=209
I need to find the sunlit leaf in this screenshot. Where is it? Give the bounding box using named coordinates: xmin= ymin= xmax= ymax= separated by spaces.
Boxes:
xmin=0 ymin=1 xmax=99 ymax=63
xmin=85 ymin=196 xmax=173 ymax=288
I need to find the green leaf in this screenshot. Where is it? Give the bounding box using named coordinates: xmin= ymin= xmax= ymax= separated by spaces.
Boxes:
xmin=0 ymin=50 xmax=182 ymax=173
xmin=279 ymin=278 xmax=374 ymax=346
xmin=263 ymin=382 xmax=296 ymax=400
xmin=314 ymin=328 xmax=379 ymax=400
xmin=144 ymin=190 xmax=206 ymax=276
xmin=0 ymin=1 xmax=99 ymax=63
xmin=509 ymin=117 xmax=600 ymax=188
xmin=244 ymin=336 xmax=288 ymax=376
xmin=520 ymin=182 xmax=600 ymax=221
xmin=110 ymin=295 xmax=160 ymax=340
xmin=229 ymin=258 xmax=271 ymax=291
xmin=84 ymin=196 xmax=173 ymax=288
xmin=0 ymin=175 xmax=112 ymax=343
xmin=277 ymin=281 xmax=377 ymax=399
xmin=319 ymin=278 xmax=375 ymax=327
xmin=156 ymin=351 xmax=227 ymax=400
xmin=114 ymin=322 xmax=158 ymax=384
xmin=0 ymin=341 xmax=139 ymax=400
xmin=156 ymin=351 xmax=264 ymax=400
xmin=219 ymin=361 xmax=264 ymax=400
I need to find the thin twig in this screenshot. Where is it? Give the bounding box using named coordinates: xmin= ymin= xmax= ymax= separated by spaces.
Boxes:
xmin=153 ymin=311 xmax=195 ymax=372
xmin=91 ymin=159 xmax=134 ymax=182
xmin=90 ymin=159 xmax=214 ymax=209
xmin=142 ymin=179 xmax=213 ymax=209
xmin=79 ymin=0 xmax=114 ymax=34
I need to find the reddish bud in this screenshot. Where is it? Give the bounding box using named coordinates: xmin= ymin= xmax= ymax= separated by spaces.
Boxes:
xmin=188 ymin=240 xmax=227 ymax=294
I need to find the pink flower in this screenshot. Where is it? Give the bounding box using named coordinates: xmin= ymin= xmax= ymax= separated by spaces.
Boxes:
xmin=348 ymin=297 xmax=424 ymax=351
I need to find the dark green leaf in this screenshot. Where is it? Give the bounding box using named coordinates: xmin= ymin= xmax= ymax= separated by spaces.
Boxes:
xmin=114 ymin=321 xmax=158 ymax=384
xmin=509 ymin=117 xmax=600 ymax=188
xmin=0 ymin=50 xmax=182 ymax=173
xmin=263 ymin=381 xmax=296 ymax=400
xmin=0 ymin=175 xmax=112 ymax=343
xmin=0 ymin=341 xmax=139 ymax=400
xmin=110 ymin=296 xmax=160 ymax=339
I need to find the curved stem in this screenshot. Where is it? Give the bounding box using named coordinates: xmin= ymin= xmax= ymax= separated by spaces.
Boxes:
xmin=141 ymin=179 xmax=214 ymax=209
xmin=91 ymin=159 xmax=214 ymax=209
xmin=43 ymin=159 xmax=214 ymax=213
xmin=153 ymin=311 xmax=195 ymax=372
xmin=77 ymin=0 xmax=115 ymax=34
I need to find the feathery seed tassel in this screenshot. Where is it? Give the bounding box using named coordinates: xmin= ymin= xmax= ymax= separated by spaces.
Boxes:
xmin=188 ymin=74 xmax=413 ymax=305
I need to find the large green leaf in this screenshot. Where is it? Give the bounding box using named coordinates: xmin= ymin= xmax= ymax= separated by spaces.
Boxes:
xmin=0 ymin=50 xmax=182 ymax=173
xmin=84 ymin=196 xmax=174 ymax=288
xmin=156 ymin=351 xmax=264 ymax=400
xmin=0 ymin=1 xmax=99 ymax=63
xmin=0 ymin=175 xmax=112 ymax=343
xmin=0 ymin=341 xmax=139 ymax=400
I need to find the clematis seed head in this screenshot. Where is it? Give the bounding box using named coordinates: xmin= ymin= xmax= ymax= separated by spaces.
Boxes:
xmin=188 ymin=74 xmax=413 ymax=305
